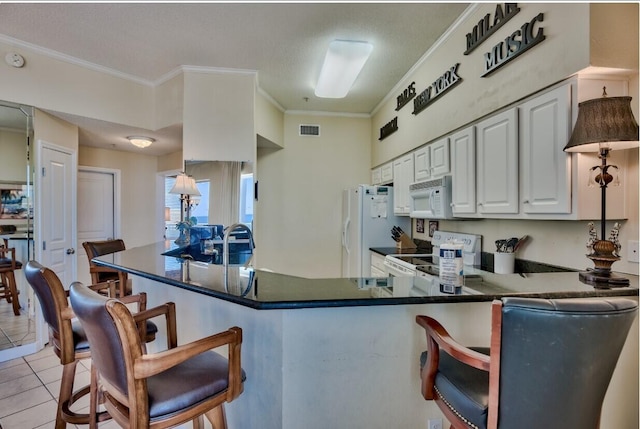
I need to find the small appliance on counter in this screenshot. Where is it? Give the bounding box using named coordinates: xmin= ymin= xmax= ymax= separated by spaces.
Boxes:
xmin=341 ymin=185 xmax=411 ymax=278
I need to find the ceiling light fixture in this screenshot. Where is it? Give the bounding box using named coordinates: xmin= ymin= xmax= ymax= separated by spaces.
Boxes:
xmin=315 ymin=40 xmax=373 ymax=99
xmin=127 ymin=136 xmax=155 ymax=148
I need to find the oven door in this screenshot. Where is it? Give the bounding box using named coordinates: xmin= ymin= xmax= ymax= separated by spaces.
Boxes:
xmin=383 ymin=256 xmax=417 ymax=277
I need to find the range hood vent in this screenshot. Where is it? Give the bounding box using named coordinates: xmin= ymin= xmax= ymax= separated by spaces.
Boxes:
xmin=299 ymin=124 xmax=320 ymax=137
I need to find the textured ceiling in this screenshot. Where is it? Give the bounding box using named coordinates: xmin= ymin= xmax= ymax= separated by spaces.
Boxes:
xmin=0 ymin=2 xmax=470 ymax=155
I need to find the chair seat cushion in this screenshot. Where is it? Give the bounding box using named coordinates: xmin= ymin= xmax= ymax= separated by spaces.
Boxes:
xmin=421 ymin=347 xmax=490 ymax=429
xmin=0 ymin=258 xmax=22 ymax=269
xmin=147 ymin=350 xmax=245 ymax=420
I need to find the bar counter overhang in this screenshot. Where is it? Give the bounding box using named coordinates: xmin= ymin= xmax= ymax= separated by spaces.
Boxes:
xmin=92 ymin=242 xmax=639 ymax=429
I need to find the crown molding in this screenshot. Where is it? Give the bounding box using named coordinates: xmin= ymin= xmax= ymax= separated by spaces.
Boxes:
xmin=0 ymin=33 xmax=155 ymax=87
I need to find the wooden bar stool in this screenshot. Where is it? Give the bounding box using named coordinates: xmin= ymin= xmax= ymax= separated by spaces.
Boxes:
xmin=0 ymin=238 xmax=22 ymax=315
xmin=82 ymin=239 xmax=132 ymax=297
xmin=25 ymin=261 xmax=172 ymax=429
xmin=70 ymin=282 xmax=245 ymax=429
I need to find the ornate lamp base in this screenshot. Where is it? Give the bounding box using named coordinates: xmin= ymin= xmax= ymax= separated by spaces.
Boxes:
xmin=580 ymin=239 xmax=629 ymax=288
xmin=175 ymin=229 xmax=190 ymax=245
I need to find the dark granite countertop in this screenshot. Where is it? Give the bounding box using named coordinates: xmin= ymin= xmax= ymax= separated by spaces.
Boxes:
xmin=92 ymin=241 xmax=638 ymax=310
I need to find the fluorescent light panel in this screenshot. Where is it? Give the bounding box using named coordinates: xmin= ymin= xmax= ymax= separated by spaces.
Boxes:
xmin=315 ymin=40 xmax=373 ymax=98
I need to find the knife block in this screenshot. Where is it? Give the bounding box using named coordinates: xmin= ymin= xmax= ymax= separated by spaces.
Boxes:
xmin=396 ymin=233 xmax=417 ymax=250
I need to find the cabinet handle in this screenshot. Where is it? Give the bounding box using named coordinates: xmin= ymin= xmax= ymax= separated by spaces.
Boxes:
xmin=523 ymin=200 xmax=529 ymax=204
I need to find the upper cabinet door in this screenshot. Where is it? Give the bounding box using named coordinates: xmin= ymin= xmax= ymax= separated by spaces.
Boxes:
xmin=430 ymin=137 xmax=450 ymax=178
xmin=414 ymin=146 xmax=431 ymax=182
xmin=371 ymin=167 xmax=382 ymax=185
xmin=393 ymin=153 xmax=414 ymax=215
xmin=380 ymin=162 xmax=393 ymax=184
xmin=451 ymin=126 xmax=476 ymax=215
xmin=476 ymin=108 xmax=518 ymax=214
xmin=519 ymin=84 xmax=572 ymax=214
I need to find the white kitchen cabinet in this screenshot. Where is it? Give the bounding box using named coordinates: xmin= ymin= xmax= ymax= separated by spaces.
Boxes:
xmin=450 ymin=126 xmax=476 ymax=216
xmin=372 ymin=162 xmax=394 ymax=185
xmin=519 ymin=84 xmax=572 ymax=214
xmin=414 ymin=145 xmax=430 ymax=182
xmin=393 ymin=153 xmax=414 ymax=215
xmin=476 ymin=107 xmax=518 ymax=214
xmin=371 ymin=167 xmax=382 ymax=185
xmin=370 ymin=252 xmax=386 ymax=277
xmin=414 ymin=138 xmax=450 ymax=182
xmin=381 ymin=162 xmax=393 ymax=184
xmin=430 ymin=137 xmax=450 ymax=177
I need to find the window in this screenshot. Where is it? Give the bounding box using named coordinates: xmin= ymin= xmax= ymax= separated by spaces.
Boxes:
xmin=191 ymin=180 xmax=210 ymax=224
xmin=164 ymin=177 xmax=210 ymax=238
xmin=240 ymin=173 xmax=254 ymax=225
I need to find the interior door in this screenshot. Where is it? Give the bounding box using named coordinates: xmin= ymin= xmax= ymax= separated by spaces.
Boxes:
xmin=77 ymin=168 xmax=116 ymax=285
xmin=38 ymin=142 xmax=76 ymax=287
xmin=35 ymin=141 xmax=76 ymax=350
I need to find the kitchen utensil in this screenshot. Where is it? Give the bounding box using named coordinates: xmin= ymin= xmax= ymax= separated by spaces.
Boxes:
xmin=513 ymin=235 xmax=529 ymax=252
xmin=505 ymin=237 xmax=519 ymax=253
xmin=495 ymin=239 xmax=507 ymax=252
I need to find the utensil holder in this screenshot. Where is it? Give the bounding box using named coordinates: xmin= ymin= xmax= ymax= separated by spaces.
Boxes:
xmin=494 ymin=252 xmax=515 ymax=274
xmin=396 ymin=233 xmax=417 ymax=249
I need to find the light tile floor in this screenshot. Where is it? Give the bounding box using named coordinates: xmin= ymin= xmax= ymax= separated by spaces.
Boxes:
xmin=0 ymin=295 xmax=34 ymax=352
xmin=0 ymin=346 xmax=120 ymax=429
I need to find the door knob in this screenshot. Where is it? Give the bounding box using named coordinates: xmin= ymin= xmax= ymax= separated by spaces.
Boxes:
xmin=66 ymin=248 xmax=75 ymax=255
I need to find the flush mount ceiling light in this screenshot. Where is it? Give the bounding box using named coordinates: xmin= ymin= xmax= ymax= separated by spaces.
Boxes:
xmin=127 ymin=136 xmax=155 ymax=148
xmin=315 ymin=40 xmax=373 ymax=98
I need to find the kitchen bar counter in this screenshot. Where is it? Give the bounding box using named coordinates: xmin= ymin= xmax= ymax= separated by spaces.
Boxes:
xmin=94 ymin=241 xmax=638 ymax=310
xmin=92 ymin=241 xmax=639 ymax=429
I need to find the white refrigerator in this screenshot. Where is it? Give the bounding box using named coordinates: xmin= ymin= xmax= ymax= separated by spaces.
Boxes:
xmin=341 ymin=185 xmax=411 ymax=278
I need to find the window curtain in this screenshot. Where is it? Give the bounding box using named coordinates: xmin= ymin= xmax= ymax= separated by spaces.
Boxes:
xmin=184 ymin=161 xmax=242 ymax=229
xmin=219 ymin=161 xmax=241 ymax=227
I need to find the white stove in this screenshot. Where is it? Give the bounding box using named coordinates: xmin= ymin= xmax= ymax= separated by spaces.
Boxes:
xmin=383 ymin=231 xmax=482 ymax=277
xmin=383 ymin=253 xmax=433 ymax=276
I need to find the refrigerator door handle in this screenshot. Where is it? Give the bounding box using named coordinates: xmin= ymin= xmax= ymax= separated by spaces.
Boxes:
xmin=342 ymin=218 xmax=351 ymax=253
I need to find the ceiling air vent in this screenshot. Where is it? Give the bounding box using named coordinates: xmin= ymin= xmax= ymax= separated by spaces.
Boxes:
xmin=299 ymin=124 xmax=320 ymax=137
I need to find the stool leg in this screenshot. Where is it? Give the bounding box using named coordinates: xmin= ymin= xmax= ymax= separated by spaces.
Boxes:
xmin=205 ymin=405 xmax=227 ymax=429
xmin=3 ymin=270 xmax=20 ymax=315
xmin=89 ymin=365 xmax=98 ymax=429
xmin=57 ymin=361 xmax=77 ymax=429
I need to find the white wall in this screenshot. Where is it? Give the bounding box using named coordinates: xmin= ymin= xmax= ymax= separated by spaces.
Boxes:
xmin=183 ymin=70 xmax=256 ymax=163
xmin=256 ymin=113 xmax=371 ymax=277
xmin=0 ymin=40 xmax=155 ymax=130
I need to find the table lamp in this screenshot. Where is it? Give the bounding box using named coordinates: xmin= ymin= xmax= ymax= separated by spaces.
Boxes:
xmin=563 ymin=88 xmax=639 ymax=287
xmin=169 ymin=172 xmax=201 ymax=223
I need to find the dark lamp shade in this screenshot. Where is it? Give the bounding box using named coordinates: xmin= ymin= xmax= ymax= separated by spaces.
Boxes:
xmin=564 ymin=96 xmax=639 ymax=152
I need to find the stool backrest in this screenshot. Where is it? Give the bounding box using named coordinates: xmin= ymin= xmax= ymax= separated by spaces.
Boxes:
xmin=69 ymin=283 xmax=135 ymax=400
xmin=497 ymin=297 xmax=638 ymax=428
xmin=24 ymin=261 xmax=75 ymax=363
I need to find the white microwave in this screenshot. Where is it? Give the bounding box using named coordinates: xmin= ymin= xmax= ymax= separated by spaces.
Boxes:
xmin=409 ymin=176 xmax=454 ymax=219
